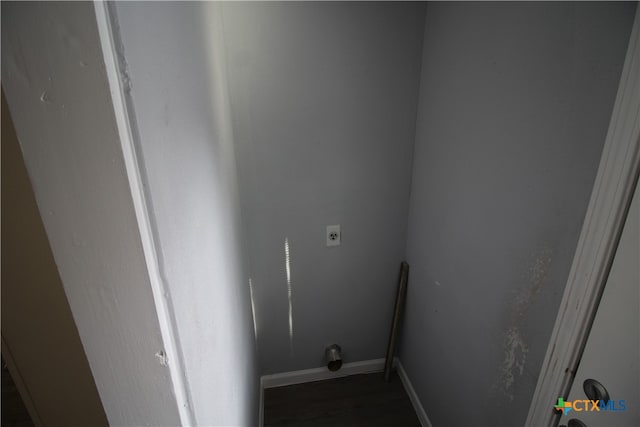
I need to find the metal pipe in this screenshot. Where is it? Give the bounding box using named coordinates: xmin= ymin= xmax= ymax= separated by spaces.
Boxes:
xmin=384 ymin=261 xmax=409 ymax=382
xmin=325 ymin=344 xmax=342 ymax=371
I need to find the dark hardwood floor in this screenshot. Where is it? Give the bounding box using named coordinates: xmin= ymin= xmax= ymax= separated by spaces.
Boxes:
xmin=264 ymin=372 xmax=421 ymax=427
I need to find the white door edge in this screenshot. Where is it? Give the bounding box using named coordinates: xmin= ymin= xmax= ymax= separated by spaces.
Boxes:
xmin=526 ymin=6 xmax=640 ymax=427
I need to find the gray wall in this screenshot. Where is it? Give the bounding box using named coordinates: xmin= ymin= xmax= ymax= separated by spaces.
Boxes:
xmin=400 ymin=2 xmax=635 ymax=426
xmin=221 ymin=2 xmax=426 ymax=374
xmin=114 ymin=3 xmax=259 ymax=425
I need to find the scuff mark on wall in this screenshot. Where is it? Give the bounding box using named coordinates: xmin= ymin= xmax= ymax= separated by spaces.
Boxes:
xmin=118 ymin=55 xmax=133 ymax=95
xmin=40 ymin=90 xmax=52 ymax=104
xmin=155 ymin=350 xmax=169 ymax=367
xmin=496 ymin=326 xmax=529 ymax=401
xmin=525 ymin=247 xmax=553 ymax=301
xmin=493 ymin=247 xmax=553 ymax=400
xmin=105 ymin=3 xmax=133 ymax=95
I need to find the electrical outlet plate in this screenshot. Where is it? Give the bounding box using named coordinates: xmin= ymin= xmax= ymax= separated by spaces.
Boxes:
xmin=326 ymin=225 xmax=341 ymax=247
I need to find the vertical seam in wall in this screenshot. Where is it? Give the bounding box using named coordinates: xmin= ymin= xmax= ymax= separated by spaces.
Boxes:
xmin=93 ymin=2 xmax=196 ymax=425
xmin=218 ymin=3 xmax=262 ymax=373
xmin=215 ymin=5 xmax=262 ymax=423
xmin=218 ymin=4 xmax=256 ymax=287
xmin=217 ymin=4 xmax=253 ymax=311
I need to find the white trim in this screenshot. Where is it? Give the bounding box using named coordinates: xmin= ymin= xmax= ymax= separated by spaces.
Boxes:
xmin=261 ymin=358 xmax=387 ymax=389
xmin=396 ymin=360 xmax=433 ymax=427
xmin=93 ymin=3 xmax=195 ymax=425
xmin=526 ymin=7 xmax=640 ymax=427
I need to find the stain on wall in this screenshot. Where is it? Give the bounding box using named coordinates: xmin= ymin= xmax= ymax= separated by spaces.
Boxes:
xmin=494 ymin=247 xmax=553 ymax=401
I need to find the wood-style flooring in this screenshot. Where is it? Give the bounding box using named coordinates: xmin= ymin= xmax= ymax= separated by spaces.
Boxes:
xmin=264 ymin=372 xmax=421 ymax=427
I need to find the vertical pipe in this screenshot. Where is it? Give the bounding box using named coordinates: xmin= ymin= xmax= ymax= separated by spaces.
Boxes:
xmin=384 ymin=261 xmax=409 ymax=382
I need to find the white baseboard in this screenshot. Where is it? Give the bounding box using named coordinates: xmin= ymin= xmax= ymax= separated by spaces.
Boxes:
xmin=261 ymin=358 xmax=386 ymax=389
xmin=258 ymin=358 xmax=433 ymax=427
xmin=396 ymin=360 xmax=433 ymax=427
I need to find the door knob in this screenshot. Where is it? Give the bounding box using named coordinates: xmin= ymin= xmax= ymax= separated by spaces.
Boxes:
xmin=583 ymin=378 xmax=610 ymax=403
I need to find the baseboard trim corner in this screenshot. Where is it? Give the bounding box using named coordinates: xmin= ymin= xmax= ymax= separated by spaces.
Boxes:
xmin=396 ymin=360 xmax=433 ymax=427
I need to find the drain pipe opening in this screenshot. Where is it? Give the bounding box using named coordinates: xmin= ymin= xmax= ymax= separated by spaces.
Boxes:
xmin=325 ymin=344 xmax=342 ymax=372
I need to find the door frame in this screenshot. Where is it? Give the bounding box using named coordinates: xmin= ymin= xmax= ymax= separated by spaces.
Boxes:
xmin=1 ymin=336 xmax=43 ymax=426
xmin=526 ymin=6 xmax=640 ymax=426
xmin=93 ymin=2 xmax=195 ymax=425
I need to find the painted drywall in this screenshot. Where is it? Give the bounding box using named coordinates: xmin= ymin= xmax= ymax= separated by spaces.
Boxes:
xmin=1 ymin=3 xmax=183 ymax=425
xmin=112 ymin=2 xmax=259 ymax=425
xmin=400 ymin=2 xmax=636 ymax=426
xmin=221 ymin=2 xmax=426 ymax=375
xmin=1 ymin=91 xmax=108 ymax=427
